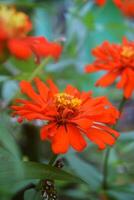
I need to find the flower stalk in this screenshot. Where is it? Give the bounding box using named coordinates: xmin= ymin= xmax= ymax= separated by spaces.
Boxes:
xmin=102 ymin=96 xmax=127 ymax=190
xmin=28 ymin=57 xmax=50 ymax=82
xmin=49 ymin=154 xmax=58 ymax=166
xmin=12 ymin=57 xmax=50 ymax=101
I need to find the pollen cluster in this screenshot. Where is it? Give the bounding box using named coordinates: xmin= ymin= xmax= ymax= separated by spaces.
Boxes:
xmin=55 ymin=93 xmax=81 ymax=109
xmin=121 ymin=46 xmax=134 ymax=58
xmin=0 ymin=5 xmax=31 ymax=38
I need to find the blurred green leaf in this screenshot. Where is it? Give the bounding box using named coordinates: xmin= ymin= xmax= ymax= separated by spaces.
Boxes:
xmin=0 ymin=119 xmax=21 ymax=158
xmin=108 ymin=149 xmax=119 ymax=165
xmin=66 ymin=153 xmax=102 ymax=190
xmin=121 ymin=142 xmax=134 ymax=154
xmin=0 ymin=76 xmax=10 ymax=82
xmin=24 ymin=189 xmax=41 ymax=200
xmin=0 ymin=147 xmax=24 ymax=195
xmin=107 ymin=185 xmax=134 ymax=200
xmin=22 ymin=161 xmax=84 ymax=183
xmin=0 ymin=147 xmax=84 ymax=196
xmin=0 ymin=64 xmax=11 ymax=76
xmin=119 ymin=131 xmax=134 ymax=142
xmin=82 ymin=12 xmax=95 ymax=29
xmin=10 ymin=57 xmax=36 ymax=73
xmin=2 ymin=80 xmax=18 ymax=102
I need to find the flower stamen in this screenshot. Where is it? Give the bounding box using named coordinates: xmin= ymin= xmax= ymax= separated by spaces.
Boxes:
xmin=54 ymin=93 xmax=81 ymax=109
xmin=121 ymin=46 xmax=134 ymax=58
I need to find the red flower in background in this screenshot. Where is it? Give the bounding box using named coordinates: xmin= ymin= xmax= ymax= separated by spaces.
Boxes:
xmin=8 ymin=36 xmax=62 ymax=63
xmin=0 ymin=6 xmax=62 ymax=62
xmin=95 ymin=0 xmax=106 ymax=6
xmin=11 ymin=78 xmax=119 ymax=154
xmin=94 ymin=0 xmax=134 ymax=18
xmin=85 ymin=38 xmax=134 ymax=99
xmin=113 ymin=0 xmax=134 ymax=19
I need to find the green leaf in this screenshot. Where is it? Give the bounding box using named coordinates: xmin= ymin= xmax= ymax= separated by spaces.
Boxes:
xmin=66 ymin=153 xmax=102 ymax=190
xmin=2 ymin=80 xmax=18 ymax=102
xmin=0 ymin=75 xmax=9 ymax=82
xmin=0 ymin=147 xmax=24 ymax=195
xmin=0 ymin=147 xmax=83 ymax=195
xmin=22 ymin=161 xmax=83 ymax=183
xmin=9 ymin=57 xmax=36 ymax=73
xmin=0 ymin=119 xmax=21 ymax=158
xmin=82 ymin=12 xmax=95 ymax=29
xmin=119 ymin=131 xmax=134 ymax=142
xmin=107 ymin=185 xmax=134 ymax=200
xmin=24 ymin=189 xmax=41 ymax=200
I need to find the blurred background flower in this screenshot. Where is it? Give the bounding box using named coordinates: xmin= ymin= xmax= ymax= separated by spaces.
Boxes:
xmin=85 ymin=38 xmax=134 ymax=99
xmin=0 ymin=5 xmax=62 ymax=63
xmin=113 ymin=0 xmax=134 ymax=19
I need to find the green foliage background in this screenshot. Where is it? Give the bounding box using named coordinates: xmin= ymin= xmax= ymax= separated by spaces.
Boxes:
xmin=0 ymin=0 xmax=134 ymax=199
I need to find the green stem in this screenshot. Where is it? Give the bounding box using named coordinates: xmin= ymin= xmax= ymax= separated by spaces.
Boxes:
xmin=12 ymin=58 xmax=50 ymax=100
xmin=48 ymin=154 xmax=58 ymax=166
xmin=36 ymin=154 xmax=58 ymax=192
xmin=28 ymin=57 xmax=50 ymax=82
xmin=102 ymin=148 xmax=111 ymax=190
xmin=118 ymin=96 xmax=127 ymax=114
xmin=102 ymin=96 xmax=127 ymax=190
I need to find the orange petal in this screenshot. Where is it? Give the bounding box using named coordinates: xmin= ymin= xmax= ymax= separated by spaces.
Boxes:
xmin=47 ymin=79 xmax=58 ymax=94
xmin=95 ymin=0 xmax=106 ymax=6
xmin=85 ymin=64 xmax=98 ymax=73
xmin=8 ymin=39 xmax=32 ymax=59
xmin=65 ymin=84 xmax=80 ymax=97
xmin=34 ymin=77 xmax=49 ymax=100
xmin=40 ymin=126 xmax=49 ymax=140
xmin=116 ymin=71 xmax=127 ymax=89
xmin=123 ymin=69 xmax=134 ymax=98
xmin=113 ymin=0 xmax=122 ymax=7
xmin=86 ymin=127 xmax=116 ymax=149
xmin=72 ymin=118 xmax=93 ymax=130
xmin=67 ymin=125 xmax=87 ymax=151
xmin=96 ymin=71 xmax=119 ymax=87
xmin=80 ymin=91 xmax=92 ymax=103
xmin=20 ymin=81 xmax=43 ymax=104
xmin=45 ymin=42 xmax=63 ymax=60
xmin=17 ymin=111 xmax=45 ymax=120
xmin=124 ymin=83 xmax=133 ymax=98
xmin=40 ymin=123 xmax=56 ymax=140
xmin=25 ymin=103 xmax=43 ymax=112
xmin=29 ymin=37 xmax=62 ymax=60
xmin=95 ymin=124 xmax=120 ymax=138
xmin=97 ymin=129 xmax=116 ymax=146
xmin=52 ymin=126 xmax=69 ymax=154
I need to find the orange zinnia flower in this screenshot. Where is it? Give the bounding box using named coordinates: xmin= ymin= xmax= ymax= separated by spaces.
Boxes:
xmin=0 ymin=5 xmax=62 ymax=62
xmin=95 ymin=0 xmax=106 ymax=6
xmin=113 ymin=0 xmax=134 ymax=19
xmin=11 ymin=78 xmax=119 ymax=154
xmin=85 ymin=38 xmax=134 ymax=99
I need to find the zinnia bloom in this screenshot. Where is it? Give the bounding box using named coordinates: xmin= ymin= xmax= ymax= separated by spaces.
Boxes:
xmin=11 ymin=78 xmax=119 ymax=154
xmin=95 ymin=0 xmax=106 ymax=6
xmin=113 ymin=0 xmax=134 ymax=19
xmin=85 ymin=38 xmax=134 ymax=99
xmin=0 ymin=5 xmax=62 ymax=62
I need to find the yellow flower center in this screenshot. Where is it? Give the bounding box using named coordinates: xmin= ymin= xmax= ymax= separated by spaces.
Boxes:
xmin=121 ymin=46 xmax=134 ymax=58
xmin=0 ymin=5 xmax=31 ymax=37
xmin=55 ymin=93 xmax=81 ymax=109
